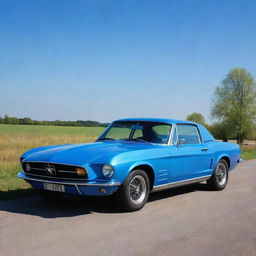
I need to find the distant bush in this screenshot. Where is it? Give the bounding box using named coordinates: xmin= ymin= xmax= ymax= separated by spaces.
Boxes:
xmin=0 ymin=115 xmax=109 ymax=127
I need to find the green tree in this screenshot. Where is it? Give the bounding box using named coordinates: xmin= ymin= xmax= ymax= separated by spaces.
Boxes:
xmin=186 ymin=112 xmax=206 ymax=125
xmin=211 ymin=68 xmax=256 ymax=144
xmin=208 ymin=121 xmax=232 ymax=142
xmin=23 ymin=117 xmax=34 ymax=125
xmin=4 ymin=114 xmax=19 ymax=124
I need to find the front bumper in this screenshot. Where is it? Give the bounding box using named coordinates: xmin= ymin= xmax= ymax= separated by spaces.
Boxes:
xmin=17 ymin=171 xmax=120 ymax=196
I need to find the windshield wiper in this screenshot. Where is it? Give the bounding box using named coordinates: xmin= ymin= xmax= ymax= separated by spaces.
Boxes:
xmin=121 ymin=138 xmax=151 ymax=144
xmin=96 ymin=137 xmax=115 ymax=141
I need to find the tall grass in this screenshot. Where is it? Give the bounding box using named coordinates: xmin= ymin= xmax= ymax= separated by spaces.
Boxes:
xmin=0 ymin=124 xmax=104 ymax=198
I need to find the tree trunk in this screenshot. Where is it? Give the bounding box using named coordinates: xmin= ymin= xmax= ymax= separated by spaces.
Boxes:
xmin=236 ymin=134 xmax=244 ymax=145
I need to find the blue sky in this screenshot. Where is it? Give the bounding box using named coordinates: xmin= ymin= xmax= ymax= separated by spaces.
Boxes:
xmin=0 ymin=0 xmax=256 ymax=122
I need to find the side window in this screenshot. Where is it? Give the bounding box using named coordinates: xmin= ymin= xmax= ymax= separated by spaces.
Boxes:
xmin=176 ymin=125 xmax=201 ymax=144
xmin=152 ymin=125 xmax=171 ymax=136
xmin=152 ymin=125 xmax=171 ymax=144
xmin=132 ymin=129 xmax=143 ymax=138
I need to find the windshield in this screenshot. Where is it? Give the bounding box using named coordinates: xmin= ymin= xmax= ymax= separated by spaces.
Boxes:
xmin=97 ymin=121 xmax=172 ymax=144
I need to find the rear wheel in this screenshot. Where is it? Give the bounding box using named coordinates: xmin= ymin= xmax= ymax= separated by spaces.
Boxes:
xmin=115 ymin=169 xmax=150 ymax=211
xmin=207 ymin=159 xmax=228 ymax=190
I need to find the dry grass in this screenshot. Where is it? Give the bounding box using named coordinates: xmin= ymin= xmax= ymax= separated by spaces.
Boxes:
xmin=241 ymin=145 xmax=256 ymax=160
xmin=1 ymin=124 xmax=255 ymax=200
xmin=235 ymin=140 xmax=256 ymax=160
xmin=0 ymin=124 xmax=104 ymax=199
xmin=217 ymin=139 xmax=256 ymax=160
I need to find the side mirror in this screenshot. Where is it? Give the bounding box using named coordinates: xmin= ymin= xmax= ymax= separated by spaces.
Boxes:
xmin=177 ymin=138 xmax=185 ymax=147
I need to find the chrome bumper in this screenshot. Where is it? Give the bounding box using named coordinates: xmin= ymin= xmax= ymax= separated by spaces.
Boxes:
xmin=17 ymin=171 xmax=121 ymax=187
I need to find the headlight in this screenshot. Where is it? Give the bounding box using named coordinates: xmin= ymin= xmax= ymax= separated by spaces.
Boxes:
xmin=102 ymin=164 xmax=114 ymax=177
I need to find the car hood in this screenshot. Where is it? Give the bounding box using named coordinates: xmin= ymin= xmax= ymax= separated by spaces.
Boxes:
xmin=22 ymin=141 xmax=159 ymax=166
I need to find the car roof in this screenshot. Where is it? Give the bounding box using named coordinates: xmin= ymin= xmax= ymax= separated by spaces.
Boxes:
xmin=114 ymin=118 xmax=197 ymax=125
xmin=112 ymin=118 xmax=215 ymax=142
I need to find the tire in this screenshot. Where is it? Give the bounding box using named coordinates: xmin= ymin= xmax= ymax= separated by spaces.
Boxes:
xmin=207 ymin=159 xmax=229 ymax=191
xmin=37 ymin=189 xmax=64 ymax=201
xmin=115 ymin=169 xmax=150 ymax=211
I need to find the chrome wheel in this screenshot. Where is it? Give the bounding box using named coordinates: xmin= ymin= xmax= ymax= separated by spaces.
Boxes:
xmin=129 ymin=175 xmax=147 ymax=205
xmin=216 ymin=162 xmax=227 ymax=186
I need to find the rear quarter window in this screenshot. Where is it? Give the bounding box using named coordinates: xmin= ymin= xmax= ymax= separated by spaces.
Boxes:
xmin=176 ymin=125 xmax=201 ymax=144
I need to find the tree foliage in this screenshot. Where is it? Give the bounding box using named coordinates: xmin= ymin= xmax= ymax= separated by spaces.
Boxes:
xmin=0 ymin=115 xmax=109 ymax=127
xmin=186 ymin=112 xmax=206 ymax=125
xmin=211 ymin=68 xmax=256 ymax=144
xmin=208 ymin=121 xmax=231 ymax=142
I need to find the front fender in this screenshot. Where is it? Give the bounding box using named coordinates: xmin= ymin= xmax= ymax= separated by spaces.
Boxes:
xmin=128 ymin=161 xmax=154 ymax=173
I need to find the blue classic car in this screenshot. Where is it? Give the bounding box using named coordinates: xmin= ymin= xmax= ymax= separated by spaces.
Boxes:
xmin=18 ymin=118 xmax=240 ymax=211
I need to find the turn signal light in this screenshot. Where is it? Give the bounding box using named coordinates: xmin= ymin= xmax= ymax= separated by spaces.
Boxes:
xmin=75 ymin=168 xmax=87 ymax=176
xmin=99 ymin=188 xmax=106 ymax=193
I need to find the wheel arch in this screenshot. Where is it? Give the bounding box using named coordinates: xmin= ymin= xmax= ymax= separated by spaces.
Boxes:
xmin=218 ymin=155 xmax=231 ymax=169
xmin=128 ymin=163 xmax=155 ymax=191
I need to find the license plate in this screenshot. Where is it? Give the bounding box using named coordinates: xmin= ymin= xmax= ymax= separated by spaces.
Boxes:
xmin=44 ymin=183 xmax=65 ymax=192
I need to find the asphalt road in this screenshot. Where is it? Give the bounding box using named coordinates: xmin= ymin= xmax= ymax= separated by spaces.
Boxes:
xmin=1 ymin=160 xmax=256 ymax=256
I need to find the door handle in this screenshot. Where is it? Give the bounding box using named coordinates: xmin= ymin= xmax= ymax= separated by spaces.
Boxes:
xmin=201 ymin=148 xmax=208 ymax=152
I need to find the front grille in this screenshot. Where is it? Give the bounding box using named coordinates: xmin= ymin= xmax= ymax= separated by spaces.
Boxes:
xmin=22 ymin=162 xmax=88 ymax=180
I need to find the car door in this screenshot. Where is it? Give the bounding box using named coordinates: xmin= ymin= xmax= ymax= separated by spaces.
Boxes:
xmin=169 ymin=124 xmax=212 ymax=182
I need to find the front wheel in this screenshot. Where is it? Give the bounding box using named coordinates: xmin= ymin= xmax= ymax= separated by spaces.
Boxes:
xmin=207 ymin=159 xmax=229 ymax=190
xmin=115 ymin=169 xmax=150 ymax=211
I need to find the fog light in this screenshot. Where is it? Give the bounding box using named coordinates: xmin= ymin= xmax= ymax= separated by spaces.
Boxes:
xmin=75 ymin=168 xmax=86 ymax=176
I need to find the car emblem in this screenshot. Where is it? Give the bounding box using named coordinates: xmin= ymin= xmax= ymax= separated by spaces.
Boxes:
xmin=44 ymin=164 xmax=56 ymax=175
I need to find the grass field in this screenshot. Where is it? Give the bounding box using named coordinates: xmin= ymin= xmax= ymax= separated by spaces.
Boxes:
xmin=0 ymin=124 xmax=255 ymax=200
xmin=0 ymin=124 xmax=104 ymax=199
xmin=240 ymin=145 xmax=256 ymax=160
